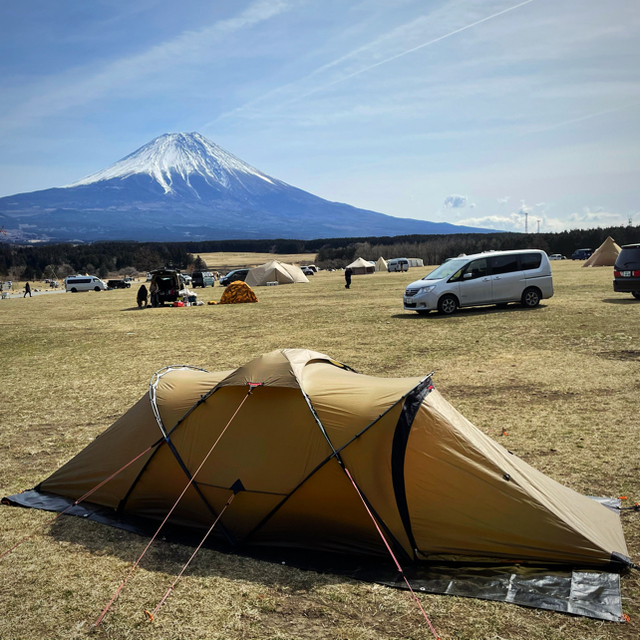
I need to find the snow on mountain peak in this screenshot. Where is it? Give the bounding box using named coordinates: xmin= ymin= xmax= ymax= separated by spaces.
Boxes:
xmin=65 ymin=132 xmax=277 ymax=193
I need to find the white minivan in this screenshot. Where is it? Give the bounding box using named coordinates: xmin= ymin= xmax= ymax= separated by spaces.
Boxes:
xmin=65 ymin=276 xmax=108 ymax=292
xmin=388 ymin=258 xmax=410 ymax=272
xmin=403 ymin=250 xmax=553 ymax=315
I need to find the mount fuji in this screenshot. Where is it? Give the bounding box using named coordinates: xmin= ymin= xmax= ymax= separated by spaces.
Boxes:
xmin=0 ymin=132 xmax=490 ymax=243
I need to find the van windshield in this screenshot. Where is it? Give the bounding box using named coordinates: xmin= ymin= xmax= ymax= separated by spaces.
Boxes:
xmin=422 ymin=258 xmax=468 ymax=281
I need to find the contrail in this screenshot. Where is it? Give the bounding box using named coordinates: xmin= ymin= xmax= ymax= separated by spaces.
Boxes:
xmin=532 ymin=102 xmax=640 ymax=133
xmin=208 ymin=0 xmax=536 ymax=126
xmin=282 ymin=0 xmax=536 ymax=105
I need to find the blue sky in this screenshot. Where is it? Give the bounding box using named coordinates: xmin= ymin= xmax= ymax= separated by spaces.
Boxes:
xmin=1 ymin=0 xmax=639 ymax=232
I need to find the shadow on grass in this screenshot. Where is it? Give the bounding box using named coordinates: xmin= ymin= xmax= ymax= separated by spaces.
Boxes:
xmin=391 ymin=304 xmax=548 ymax=319
xmin=46 ymin=515 xmax=359 ymax=590
xmin=602 ymin=298 xmax=640 ymax=305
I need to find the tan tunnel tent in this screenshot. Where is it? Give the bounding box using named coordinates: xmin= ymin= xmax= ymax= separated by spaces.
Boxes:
xmin=244 ymin=260 xmax=309 ymax=286
xmin=4 ymin=350 xmax=631 ymax=620
xmin=583 ymin=236 xmax=621 ymax=267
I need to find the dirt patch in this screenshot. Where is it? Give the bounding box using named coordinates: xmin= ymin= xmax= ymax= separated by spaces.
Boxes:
xmin=598 ymin=349 xmax=640 ymax=361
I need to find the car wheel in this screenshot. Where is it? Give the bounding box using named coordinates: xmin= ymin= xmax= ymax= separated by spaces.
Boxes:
xmin=438 ymin=294 xmax=457 ymax=315
xmin=71 ymin=287 xmax=77 ymax=293
xmin=521 ymin=287 xmax=541 ymax=308
xmin=632 ymin=291 xmax=640 ymax=300
xmin=94 ymin=286 xmax=101 ymax=291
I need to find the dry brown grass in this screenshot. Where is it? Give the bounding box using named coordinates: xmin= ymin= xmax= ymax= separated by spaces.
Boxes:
xmin=0 ymin=259 xmax=639 ymax=640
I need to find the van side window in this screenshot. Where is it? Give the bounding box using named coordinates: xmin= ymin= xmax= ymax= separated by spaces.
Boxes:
xmin=456 ymin=258 xmax=488 ymax=280
xmin=520 ymin=253 xmax=542 ymax=270
xmin=489 ymin=255 xmax=519 ymax=274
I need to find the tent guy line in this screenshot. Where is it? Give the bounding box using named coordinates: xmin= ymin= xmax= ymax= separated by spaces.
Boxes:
xmin=146 ymin=484 xmax=241 ymax=622
xmin=92 ymin=385 xmax=257 ymax=628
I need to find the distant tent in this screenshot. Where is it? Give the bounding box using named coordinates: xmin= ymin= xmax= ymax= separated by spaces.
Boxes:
xmin=346 ymin=257 xmax=375 ymax=275
xmin=375 ymin=257 xmax=388 ymax=272
xmin=244 ymin=260 xmax=309 ymax=286
xmin=583 ymin=237 xmax=621 ymax=267
xmin=4 ymin=349 xmax=631 ymax=620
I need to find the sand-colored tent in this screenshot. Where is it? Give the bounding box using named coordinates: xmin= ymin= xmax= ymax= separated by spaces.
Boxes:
xmin=9 ymin=349 xmax=628 ymax=567
xmin=375 ymin=257 xmax=388 ymax=272
xmin=244 ymin=260 xmax=309 ymax=286
xmin=5 ymin=349 xmax=630 ymax=619
xmin=346 ymin=257 xmax=375 ymax=275
xmin=583 ymin=237 xmax=621 ymax=267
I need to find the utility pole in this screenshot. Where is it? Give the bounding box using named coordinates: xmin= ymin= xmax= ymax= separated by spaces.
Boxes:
xmin=537 ymin=219 xmax=540 ymax=234
xmin=524 ymin=211 xmax=528 ymax=234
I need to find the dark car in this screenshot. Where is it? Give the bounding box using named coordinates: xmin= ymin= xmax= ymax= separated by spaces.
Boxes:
xmin=220 ymin=269 xmax=249 ymax=286
xmin=191 ymin=271 xmax=215 ymax=288
xmin=149 ymin=269 xmax=188 ymax=306
xmin=107 ymin=279 xmax=131 ymax=289
xmin=571 ymin=248 xmax=593 ymax=260
xmin=613 ymin=243 xmax=640 ymax=299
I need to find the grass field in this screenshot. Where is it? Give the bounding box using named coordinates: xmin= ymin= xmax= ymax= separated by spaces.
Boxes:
xmin=0 ymin=259 xmax=639 ymax=640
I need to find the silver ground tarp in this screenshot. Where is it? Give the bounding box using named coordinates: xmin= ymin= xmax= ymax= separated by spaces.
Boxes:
xmin=3 ymin=489 xmax=627 ymax=622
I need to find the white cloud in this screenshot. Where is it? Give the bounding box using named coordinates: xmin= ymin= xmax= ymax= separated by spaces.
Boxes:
xmin=497 ymin=196 xmax=510 ymax=205
xmin=457 ymin=213 xmax=524 ymax=231
xmin=444 ymin=194 xmax=467 ymax=208
xmin=568 ymin=208 xmax=625 ymax=227
xmin=518 ymin=199 xmax=531 ymax=215
xmin=469 ymin=202 xmax=476 ymax=208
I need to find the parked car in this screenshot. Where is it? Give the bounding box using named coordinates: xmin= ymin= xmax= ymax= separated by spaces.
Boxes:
xmin=572 ymin=248 xmax=593 ymax=260
xmin=549 ymin=254 xmax=566 ymax=260
xmin=106 ymin=279 xmax=131 ymax=289
xmin=148 ymin=269 xmax=188 ymax=305
xmin=220 ymin=269 xmax=249 ymax=286
xmin=191 ymin=271 xmax=214 ymax=287
xmin=613 ymin=243 xmax=640 ymax=299
xmin=65 ymin=276 xmax=108 ymax=293
xmin=403 ymin=249 xmax=554 ymax=315
xmin=388 ymin=258 xmax=410 ymax=272
xmin=301 ymin=266 xmax=314 ymax=276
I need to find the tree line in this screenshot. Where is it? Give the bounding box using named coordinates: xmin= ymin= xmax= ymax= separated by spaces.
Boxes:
xmin=0 ymin=225 xmax=638 ymax=278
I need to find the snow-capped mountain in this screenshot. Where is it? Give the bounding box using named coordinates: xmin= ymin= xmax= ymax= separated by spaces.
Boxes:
xmin=67 ymin=132 xmax=279 ymax=195
xmin=0 ymin=132 xmax=491 ymax=243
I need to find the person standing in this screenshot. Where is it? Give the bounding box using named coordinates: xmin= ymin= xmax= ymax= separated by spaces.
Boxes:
xmin=149 ymin=280 xmax=160 ymax=307
xmin=24 ymin=282 xmax=31 ymax=298
xmin=136 ymin=284 xmax=148 ymax=308
xmin=344 ymin=267 xmax=353 ymax=289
